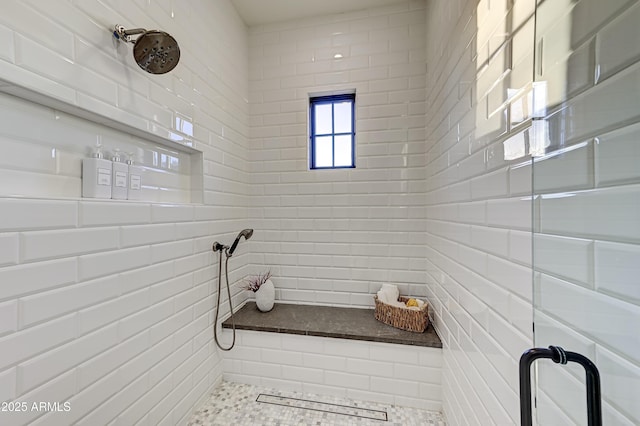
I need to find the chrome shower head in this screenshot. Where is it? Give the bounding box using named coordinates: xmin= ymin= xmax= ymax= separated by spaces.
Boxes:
xmin=113 ymin=25 xmax=180 ymax=74
xmin=228 ymin=229 xmax=253 ymax=256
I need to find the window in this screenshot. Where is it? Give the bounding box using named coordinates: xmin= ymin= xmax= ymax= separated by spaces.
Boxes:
xmin=309 ymin=93 xmax=355 ymax=169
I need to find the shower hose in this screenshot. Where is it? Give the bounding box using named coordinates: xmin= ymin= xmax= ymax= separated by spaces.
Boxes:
xmin=213 ymin=247 xmax=237 ymax=351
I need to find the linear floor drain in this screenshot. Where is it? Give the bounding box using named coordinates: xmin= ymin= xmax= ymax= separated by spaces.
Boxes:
xmin=256 ymin=393 xmax=388 ymax=421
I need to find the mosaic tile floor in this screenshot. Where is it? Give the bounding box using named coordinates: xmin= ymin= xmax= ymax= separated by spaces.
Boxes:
xmin=188 ymin=381 xmax=446 ymax=426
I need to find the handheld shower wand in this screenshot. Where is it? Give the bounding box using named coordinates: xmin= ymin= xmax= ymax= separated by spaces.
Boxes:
xmin=212 ymin=229 xmax=254 ymax=351
xmin=228 ymin=228 xmax=253 ymax=256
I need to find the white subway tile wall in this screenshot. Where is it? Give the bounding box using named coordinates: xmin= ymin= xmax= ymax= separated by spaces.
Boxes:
xmin=424 ymin=0 xmax=536 ymax=423
xmin=248 ymin=1 xmax=428 ymax=307
xmin=532 ymin=0 xmax=640 ymax=423
xmin=0 ymin=1 xmax=250 ymax=426
xmin=222 ymin=330 xmax=442 ymax=411
xmin=1 ymin=0 xmax=638 ymax=424
xmin=425 ymin=0 xmax=640 ymax=424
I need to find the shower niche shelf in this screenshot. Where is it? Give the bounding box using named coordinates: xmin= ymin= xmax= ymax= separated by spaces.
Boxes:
xmin=0 ymin=76 xmax=204 ymax=204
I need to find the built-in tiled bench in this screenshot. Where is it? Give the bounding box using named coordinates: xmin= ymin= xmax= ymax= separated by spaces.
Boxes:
xmin=221 ymin=302 xmax=443 ymax=411
xmin=222 ymin=302 xmax=441 ymax=348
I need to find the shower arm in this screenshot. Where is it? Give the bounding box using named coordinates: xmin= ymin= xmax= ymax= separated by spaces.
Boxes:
xmin=113 ymin=25 xmax=147 ymax=43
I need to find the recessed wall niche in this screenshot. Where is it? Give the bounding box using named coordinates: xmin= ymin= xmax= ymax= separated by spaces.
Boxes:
xmin=0 ymin=86 xmax=203 ymax=204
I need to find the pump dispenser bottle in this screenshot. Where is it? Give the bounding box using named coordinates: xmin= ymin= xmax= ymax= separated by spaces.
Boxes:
xmin=127 ymin=152 xmax=143 ymax=200
xmin=82 ymin=143 xmax=112 ymax=199
xmin=111 ymin=149 xmax=128 ymax=200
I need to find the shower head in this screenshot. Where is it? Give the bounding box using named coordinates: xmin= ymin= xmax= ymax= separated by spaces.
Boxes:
xmin=228 ymin=229 xmax=253 ymax=256
xmin=113 ymin=25 xmax=180 ymax=74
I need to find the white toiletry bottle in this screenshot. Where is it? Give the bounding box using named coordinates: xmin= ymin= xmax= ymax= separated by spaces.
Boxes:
xmin=82 ymin=143 xmax=112 ymax=199
xmin=127 ymin=153 xmax=143 ymax=200
xmin=111 ymin=149 xmax=129 ymax=200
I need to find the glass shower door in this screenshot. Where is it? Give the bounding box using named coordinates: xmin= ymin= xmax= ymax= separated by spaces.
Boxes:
xmin=531 ymin=0 xmax=640 ymax=424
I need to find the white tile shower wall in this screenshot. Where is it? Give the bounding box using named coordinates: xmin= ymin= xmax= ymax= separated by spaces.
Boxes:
xmin=248 ymin=1 xmax=428 ymax=307
xmin=0 ymin=1 xmax=250 ymax=425
xmin=221 ymin=329 xmax=442 ymax=411
xmin=424 ymin=0 xmax=536 ymax=424
xmin=426 ymin=0 xmax=640 ymax=424
xmin=532 ymin=0 xmax=640 ymax=424
xmin=0 ymin=38 xmax=196 ymax=203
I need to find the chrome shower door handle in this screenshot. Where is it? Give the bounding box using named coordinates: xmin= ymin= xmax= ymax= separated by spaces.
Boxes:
xmin=519 ymin=346 xmax=602 ymax=426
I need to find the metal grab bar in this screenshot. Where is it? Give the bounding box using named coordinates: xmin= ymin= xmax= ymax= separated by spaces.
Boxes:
xmin=519 ymin=346 xmax=602 ymax=426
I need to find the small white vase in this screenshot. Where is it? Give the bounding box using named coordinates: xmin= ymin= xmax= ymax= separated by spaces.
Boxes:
xmin=255 ymin=279 xmax=275 ymax=312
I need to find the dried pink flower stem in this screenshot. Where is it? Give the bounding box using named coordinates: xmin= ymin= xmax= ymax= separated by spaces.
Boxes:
xmin=243 ymin=270 xmax=272 ymax=292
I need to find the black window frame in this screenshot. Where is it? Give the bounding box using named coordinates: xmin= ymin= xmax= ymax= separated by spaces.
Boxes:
xmin=309 ymin=93 xmax=356 ymax=169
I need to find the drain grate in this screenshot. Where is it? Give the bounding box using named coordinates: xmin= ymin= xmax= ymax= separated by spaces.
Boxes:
xmin=256 ymin=393 xmax=388 ymax=421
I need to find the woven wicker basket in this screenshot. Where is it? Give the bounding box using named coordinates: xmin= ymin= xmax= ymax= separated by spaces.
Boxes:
xmin=374 ymin=296 xmax=429 ymax=333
